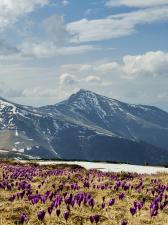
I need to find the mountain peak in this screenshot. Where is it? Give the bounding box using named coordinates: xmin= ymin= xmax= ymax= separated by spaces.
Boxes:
xmin=78 ymin=88 xmax=90 ymax=93
xmin=76 ymin=89 xmax=97 ymax=96
xmin=67 ymin=89 xmax=100 ymax=106
xmin=74 ymin=89 xmax=117 ymax=103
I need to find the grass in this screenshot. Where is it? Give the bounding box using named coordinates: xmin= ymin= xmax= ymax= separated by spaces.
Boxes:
xmin=0 ymin=160 xmax=168 ymax=225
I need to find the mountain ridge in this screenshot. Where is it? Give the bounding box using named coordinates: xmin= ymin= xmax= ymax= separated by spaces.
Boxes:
xmin=0 ymin=89 xmax=168 ymax=165
xmin=45 ymin=89 xmax=168 ymax=150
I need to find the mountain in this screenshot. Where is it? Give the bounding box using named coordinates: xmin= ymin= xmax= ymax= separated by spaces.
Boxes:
xmin=0 ymin=97 xmax=59 ymax=159
xmin=0 ymin=90 xmax=168 ymax=165
xmin=49 ymin=89 xmax=168 ymax=151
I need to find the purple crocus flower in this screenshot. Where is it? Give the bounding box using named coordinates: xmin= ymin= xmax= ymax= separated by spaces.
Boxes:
xmin=137 ymin=201 xmax=143 ymax=210
xmin=109 ymin=198 xmax=115 ymax=206
xmin=151 ymin=209 xmax=158 ymax=217
xmin=101 ymin=203 xmax=105 ymax=209
xmin=150 ymin=203 xmax=158 ymax=211
xmin=9 ymin=195 xmax=16 ymax=202
xmin=133 ymin=201 xmax=138 ymax=208
xmin=121 ymin=220 xmax=128 ymax=225
xmin=119 ymin=193 xmax=125 ymax=200
xmin=90 ymin=216 xmax=94 ymax=224
xmin=88 ymin=198 xmax=95 ymax=209
xmin=130 ymin=207 xmax=136 ymax=216
xmin=64 ymin=211 xmax=70 ymax=221
xmin=19 ymin=213 xmax=27 ymax=224
xmin=160 ymin=201 xmax=167 ymax=210
xmin=48 ymin=206 xmax=53 ymax=215
xmin=37 ymin=210 xmax=46 ymax=221
xmin=71 ymin=199 xmax=75 ymax=207
xmin=94 ymin=215 xmax=100 ymax=224
xmin=56 ymin=209 xmax=61 ymax=217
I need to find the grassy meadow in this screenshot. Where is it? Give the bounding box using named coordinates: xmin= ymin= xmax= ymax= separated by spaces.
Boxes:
xmin=0 ymin=160 xmax=168 ymax=225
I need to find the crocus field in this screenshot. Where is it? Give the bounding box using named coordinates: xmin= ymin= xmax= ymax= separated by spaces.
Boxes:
xmin=0 ymin=161 xmax=168 ymax=225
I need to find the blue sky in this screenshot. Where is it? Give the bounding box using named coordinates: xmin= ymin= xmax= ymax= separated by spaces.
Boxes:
xmin=0 ymin=0 xmax=168 ymax=110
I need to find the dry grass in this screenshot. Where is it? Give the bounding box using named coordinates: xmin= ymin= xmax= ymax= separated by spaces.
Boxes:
xmin=0 ymin=161 xmax=168 ymax=225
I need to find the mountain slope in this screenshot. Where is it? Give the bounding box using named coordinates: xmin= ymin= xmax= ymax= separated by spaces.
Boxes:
xmin=0 ymin=97 xmax=60 ymax=159
xmin=46 ymin=89 xmax=168 ymax=151
xmin=0 ymin=91 xmax=168 ymax=165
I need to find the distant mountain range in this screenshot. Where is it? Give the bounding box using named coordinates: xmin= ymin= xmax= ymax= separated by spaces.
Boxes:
xmin=0 ymin=89 xmax=168 ymax=165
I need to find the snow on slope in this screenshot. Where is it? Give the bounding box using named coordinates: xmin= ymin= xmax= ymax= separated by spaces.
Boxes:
xmin=37 ymin=161 xmax=168 ymax=174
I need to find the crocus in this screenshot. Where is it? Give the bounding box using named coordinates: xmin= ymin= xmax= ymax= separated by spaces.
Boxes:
xmin=90 ymin=216 xmax=94 ymax=224
xmin=88 ymin=198 xmax=95 ymax=209
xmin=9 ymin=195 xmax=16 ymax=202
xmin=151 ymin=210 xmax=158 ymax=217
xmin=94 ymin=215 xmax=100 ymax=224
xmin=48 ymin=206 xmax=53 ymax=215
xmin=56 ymin=209 xmax=61 ymax=217
xmin=19 ymin=213 xmax=27 ymax=224
xmin=37 ymin=210 xmax=45 ymax=221
xmin=64 ymin=211 xmax=70 ymax=221
xmin=130 ymin=207 xmax=136 ymax=216
xmin=160 ymin=201 xmax=167 ymax=210
xmin=119 ymin=193 xmax=125 ymax=200
xmin=109 ymin=198 xmax=115 ymax=206
xmin=101 ymin=203 xmax=105 ymax=209
xmin=121 ymin=220 xmax=128 ymax=225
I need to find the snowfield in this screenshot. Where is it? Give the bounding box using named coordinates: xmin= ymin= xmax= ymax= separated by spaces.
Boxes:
xmin=0 ymin=150 xmax=9 ymax=153
xmin=36 ymin=161 xmax=168 ymax=174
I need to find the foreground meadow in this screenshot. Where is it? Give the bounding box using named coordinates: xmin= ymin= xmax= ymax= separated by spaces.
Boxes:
xmin=0 ymin=161 xmax=168 ymax=225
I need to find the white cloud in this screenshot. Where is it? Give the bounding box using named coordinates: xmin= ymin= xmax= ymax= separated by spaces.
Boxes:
xmin=85 ymin=76 xmax=102 ymax=84
xmin=0 ymin=0 xmax=49 ymax=29
xmin=21 ymin=86 xmax=78 ymax=103
xmin=43 ymin=14 xmax=69 ymax=46
xmin=0 ymin=10 xmax=102 ymax=59
xmin=1 ymin=2 xmax=167 ymax=61
xmin=60 ymin=51 xmax=168 ymax=79
xmin=122 ymin=51 xmax=168 ymax=78
xmin=60 ymin=64 xmax=92 ymax=73
xmin=59 ymin=73 xmax=77 ymax=86
xmin=0 ymin=80 xmax=23 ymax=98
xmin=93 ymin=62 xmax=119 ymax=73
xmin=57 ymin=45 xmax=99 ymax=56
xmin=67 ymin=6 xmax=168 ymax=42
xmin=15 ymin=73 xmax=78 ymax=101
xmin=106 ymin=0 xmax=168 ymax=8
xmin=0 ymin=11 xmax=99 ymax=59
xmin=22 ymin=87 xmax=57 ymax=98
xmin=19 ymin=41 xmax=99 ymax=58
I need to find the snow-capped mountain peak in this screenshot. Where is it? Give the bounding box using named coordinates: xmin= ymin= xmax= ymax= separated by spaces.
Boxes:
xmin=53 ymin=89 xmax=168 ymax=149
xmin=0 ymin=91 xmax=168 ymax=165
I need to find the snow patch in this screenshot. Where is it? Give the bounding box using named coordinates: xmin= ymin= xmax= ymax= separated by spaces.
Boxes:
xmin=26 ymin=146 xmax=32 ymax=151
xmin=0 ymin=149 xmax=8 ymax=153
xmin=37 ymin=161 xmax=168 ymax=174
xmin=15 ymin=129 xmax=19 ymax=136
xmin=18 ymin=149 xmax=24 ymax=153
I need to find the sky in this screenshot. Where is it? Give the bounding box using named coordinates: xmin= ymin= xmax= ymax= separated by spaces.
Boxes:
xmin=0 ymin=0 xmax=168 ymax=111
